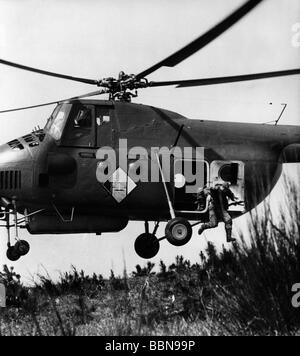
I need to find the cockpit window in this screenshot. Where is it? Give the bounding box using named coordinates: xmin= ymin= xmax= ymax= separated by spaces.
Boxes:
xmin=61 ymin=104 xmax=95 ymax=147
xmin=45 ymin=103 xmax=72 ymax=140
xmin=45 ymin=103 xmax=96 ymax=147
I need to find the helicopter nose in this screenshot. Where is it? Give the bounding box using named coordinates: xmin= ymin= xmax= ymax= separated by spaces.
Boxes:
xmin=0 ymin=139 xmax=33 ymax=200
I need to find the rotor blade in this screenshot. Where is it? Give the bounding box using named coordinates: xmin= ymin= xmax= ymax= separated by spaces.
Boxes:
xmin=148 ymin=69 xmax=300 ymax=88
xmin=0 ymin=89 xmax=107 ymax=114
xmin=135 ymin=0 xmax=264 ymax=80
xmin=0 ymin=58 xmax=98 ymax=85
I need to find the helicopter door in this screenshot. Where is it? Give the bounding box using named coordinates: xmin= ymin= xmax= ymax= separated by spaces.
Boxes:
xmin=61 ymin=103 xmax=95 ymax=147
xmin=173 ymin=158 xmax=209 ymax=213
xmin=210 ymin=160 xmax=245 ymax=213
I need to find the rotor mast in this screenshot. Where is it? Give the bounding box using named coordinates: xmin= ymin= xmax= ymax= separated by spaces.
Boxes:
xmin=96 ymin=71 xmax=148 ymax=102
xmin=1 ymin=0 xmax=300 ymax=112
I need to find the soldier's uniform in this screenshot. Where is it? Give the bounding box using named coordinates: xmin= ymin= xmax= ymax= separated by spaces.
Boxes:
xmin=197 ymin=182 xmax=237 ymax=242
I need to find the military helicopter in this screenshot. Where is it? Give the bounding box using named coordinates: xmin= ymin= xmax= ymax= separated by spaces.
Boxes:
xmin=0 ymin=0 xmax=299 ymax=261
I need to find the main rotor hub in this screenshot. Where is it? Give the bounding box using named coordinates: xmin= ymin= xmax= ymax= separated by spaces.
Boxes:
xmin=97 ymin=72 xmax=148 ymax=102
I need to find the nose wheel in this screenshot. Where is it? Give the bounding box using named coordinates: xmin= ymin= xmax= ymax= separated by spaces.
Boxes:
xmin=1 ymin=202 xmax=31 ymax=261
xmin=6 ymin=240 xmax=30 ymax=261
xmin=15 ymin=240 xmax=30 ymax=256
xmin=6 ymin=246 xmax=21 ymax=261
xmin=6 ymin=240 xmax=31 ymax=262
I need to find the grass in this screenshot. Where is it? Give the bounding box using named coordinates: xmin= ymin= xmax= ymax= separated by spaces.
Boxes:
xmin=0 ymin=180 xmax=299 ymax=336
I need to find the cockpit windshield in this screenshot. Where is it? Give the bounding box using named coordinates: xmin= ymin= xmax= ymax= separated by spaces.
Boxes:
xmin=45 ymin=103 xmax=72 ymax=140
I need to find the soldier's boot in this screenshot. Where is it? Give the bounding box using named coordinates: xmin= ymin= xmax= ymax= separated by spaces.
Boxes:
xmin=225 ymin=227 xmax=236 ymax=243
xmin=198 ymin=225 xmax=205 ymax=235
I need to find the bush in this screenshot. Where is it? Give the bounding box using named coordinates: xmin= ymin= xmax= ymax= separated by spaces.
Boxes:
xmin=0 ymin=179 xmax=299 ymax=335
xmin=37 ymin=266 xmax=105 ymax=298
xmin=206 ymin=178 xmax=300 ymax=334
xmin=0 ymin=265 xmax=28 ymax=307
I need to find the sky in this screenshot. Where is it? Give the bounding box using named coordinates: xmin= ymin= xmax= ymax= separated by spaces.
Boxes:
xmin=0 ymin=0 xmax=299 ymax=283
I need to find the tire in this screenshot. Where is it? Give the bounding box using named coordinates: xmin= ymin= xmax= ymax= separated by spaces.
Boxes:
xmin=165 ymin=217 xmax=192 ymax=246
xmin=134 ymin=233 xmax=160 ymax=259
xmin=6 ymin=246 xmax=20 ymax=261
xmin=15 ymin=240 xmax=30 ymax=256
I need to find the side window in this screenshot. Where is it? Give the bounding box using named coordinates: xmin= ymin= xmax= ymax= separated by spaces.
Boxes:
xmin=96 ymin=106 xmax=112 ymax=147
xmin=74 ymin=108 xmax=92 ymax=128
xmin=61 ymin=104 xmax=95 ymax=147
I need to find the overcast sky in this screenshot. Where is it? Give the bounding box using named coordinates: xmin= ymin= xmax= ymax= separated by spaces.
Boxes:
xmin=0 ymin=0 xmax=299 ymax=283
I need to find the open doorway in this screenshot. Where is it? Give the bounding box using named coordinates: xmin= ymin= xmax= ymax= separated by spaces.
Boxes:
xmin=210 ymin=160 xmax=245 ymax=213
xmin=173 ymin=158 xmax=209 ymax=212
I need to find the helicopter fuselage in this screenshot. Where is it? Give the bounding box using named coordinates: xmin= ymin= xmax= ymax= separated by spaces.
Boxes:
xmin=0 ymin=100 xmax=299 ymax=235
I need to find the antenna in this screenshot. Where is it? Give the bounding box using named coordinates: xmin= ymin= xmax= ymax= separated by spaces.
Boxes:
xmin=275 ymin=103 xmax=287 ymax=125
xmin=264 ymin=103 xmax=287 ymax=125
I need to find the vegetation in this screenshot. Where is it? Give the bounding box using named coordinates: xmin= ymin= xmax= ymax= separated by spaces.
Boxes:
xmin=0 ymin=181 xmax=299 ymax=336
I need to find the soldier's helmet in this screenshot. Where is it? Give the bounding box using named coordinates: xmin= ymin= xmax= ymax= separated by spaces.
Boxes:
xmin=213 ymin=179 xmax=223 ymax=188
xmin=222 ymin=181 xmax=231 ymax=189
xmin=196 ymin=186 xmax=208 ymax=196
xmin=213 ymin=179 xmax=231 ymax=189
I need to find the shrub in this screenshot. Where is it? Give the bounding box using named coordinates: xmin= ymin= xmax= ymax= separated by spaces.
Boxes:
xmin=0 ymin=265 xmax=28 ymax=307
xmin=0 ymin=179 xmax=299 ymax=335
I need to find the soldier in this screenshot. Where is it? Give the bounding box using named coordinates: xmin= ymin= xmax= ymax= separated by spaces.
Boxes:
xmin=195 ymin=186 xmax=211 ymax=211
xmin=197 ymin=181 xmax=239 ymax=243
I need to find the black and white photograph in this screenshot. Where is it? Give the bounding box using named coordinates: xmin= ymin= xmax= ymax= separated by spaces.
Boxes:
xmin=0 ymin=0 xmax=299 ymax=339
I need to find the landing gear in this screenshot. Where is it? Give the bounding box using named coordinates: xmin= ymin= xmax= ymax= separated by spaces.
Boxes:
xmin=1 ymin=201 xmax=31 ymax=261
xmin=134 ymin=221 xmax=160 ymax=259
xmin=133 ymin=153 xmax=198 ymax=259
xmin=134 ymin=218 xmax=194 ymax=259
xmin=5 ymin=240 xmax=31 ymax=261
xmin=6 ymin=241 xmax=30 ymax=261
xmin=165 ymin=217 xmax=192 ymax=246
xmin=15 ymin=240 xmax=30 ymax=256
xmin=134 ymin=233 xmax=160 ymax=259
xmin=6 ymin=246 xmax=21 ymax=261
xmin=134 ymin=203 xmax=197 ymax=258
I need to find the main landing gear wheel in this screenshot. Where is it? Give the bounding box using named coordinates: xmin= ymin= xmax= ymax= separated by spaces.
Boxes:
xmin=134 ymin=233 xmax=160 ymax=259
xmin=165 ymin=217 xmax=192 ymax=246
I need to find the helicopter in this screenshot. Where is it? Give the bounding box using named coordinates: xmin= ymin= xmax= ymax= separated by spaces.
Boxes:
xmin=0 ymin=0 xmax=299 ymax=261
